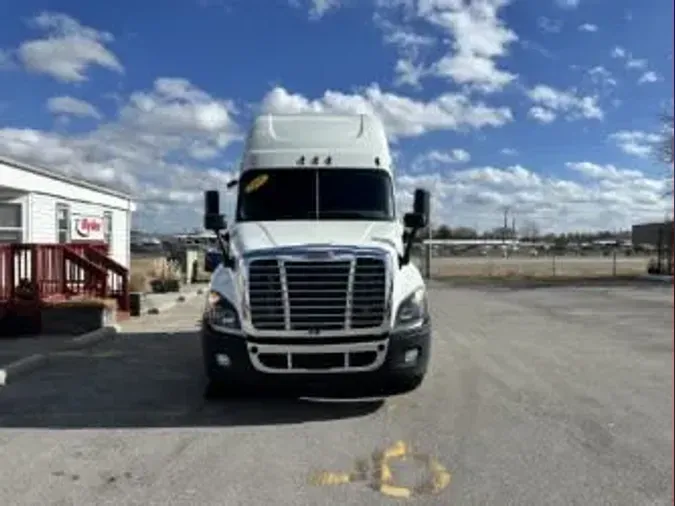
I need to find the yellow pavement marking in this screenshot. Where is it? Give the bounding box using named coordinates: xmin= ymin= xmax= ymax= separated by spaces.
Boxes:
xmin=308 ymin=440 xmax=451 ymax=499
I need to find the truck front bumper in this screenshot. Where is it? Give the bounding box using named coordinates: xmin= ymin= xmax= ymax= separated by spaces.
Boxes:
xmin=201 ymin=320 xmax=431 ymax=397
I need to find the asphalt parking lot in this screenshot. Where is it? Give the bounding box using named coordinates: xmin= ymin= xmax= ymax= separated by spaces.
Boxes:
xmin=0 ymin=282 xmax=672 ymax=506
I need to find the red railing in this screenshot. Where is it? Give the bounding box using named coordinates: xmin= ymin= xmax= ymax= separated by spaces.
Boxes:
xmin=0 ymin=243 xmax=128 ymax=310
xmin=81 ymin=247 xmax=130 ymax=311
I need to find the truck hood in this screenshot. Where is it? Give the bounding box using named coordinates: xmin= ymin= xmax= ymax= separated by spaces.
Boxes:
xmin=231 ymin=221 xmax=403 ymax=255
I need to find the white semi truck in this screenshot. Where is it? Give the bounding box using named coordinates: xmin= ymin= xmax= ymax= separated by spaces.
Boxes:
xmin=201 ymin=113 xmax=432 ymax=398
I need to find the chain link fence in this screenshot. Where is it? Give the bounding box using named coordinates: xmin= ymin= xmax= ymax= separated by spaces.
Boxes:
xmin=412 ymin=245 xmax=652 ymax=280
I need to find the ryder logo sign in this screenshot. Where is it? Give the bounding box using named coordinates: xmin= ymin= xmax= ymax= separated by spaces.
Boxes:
xmin=71 ymin=215 xmax=105 ymax=241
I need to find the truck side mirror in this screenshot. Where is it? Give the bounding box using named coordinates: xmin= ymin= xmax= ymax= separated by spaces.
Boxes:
xmin=400 ymin=188 xmax=431 ymax=268
xmin=204 ymin=190 xmax=226 ymax=231
xmin=413 ymin=188 xmax=430 ymax=227
xmin=203 ymin=190 xmax=236 ymax=271
xmin=403 ymin=212 xmax=425 ymax=229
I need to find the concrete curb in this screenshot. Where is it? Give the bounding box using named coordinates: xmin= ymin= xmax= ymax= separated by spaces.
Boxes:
xmin=0 ymin=325 xmax=120 ymax=387
xmin=62 ymin=325 xmax=121 ymax=351
xmin=146 ymin=286 xmax=206 ymax=315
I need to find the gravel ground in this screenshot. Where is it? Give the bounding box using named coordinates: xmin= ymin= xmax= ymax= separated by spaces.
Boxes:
xmin=0 ymin=282 xmax=672 ymax=506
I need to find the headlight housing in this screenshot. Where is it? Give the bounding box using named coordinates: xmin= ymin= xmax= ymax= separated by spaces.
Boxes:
xmin=204 ymin=290 xmax=241 ymax=333
xmin=395 ymin=287 xmax=428 ymax=328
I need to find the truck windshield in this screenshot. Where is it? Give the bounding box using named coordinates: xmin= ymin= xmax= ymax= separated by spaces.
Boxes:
xmin=236 ymin=168 xmax=395 ymax=221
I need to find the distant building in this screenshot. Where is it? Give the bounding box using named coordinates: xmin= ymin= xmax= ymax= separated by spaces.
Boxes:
xmin=632 ymin=220 xmax=674 ymax=248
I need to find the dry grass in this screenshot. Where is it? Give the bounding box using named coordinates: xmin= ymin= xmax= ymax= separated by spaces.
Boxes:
xmin=130 ymin=254 xmax=171 ymax=293
xmin=130 ymin=255 xmax=163 ymax=278
xmin=425 ymin=256 xmax=650 ymax=279
xmin=147 ymin=257 xmax=182 ymax=281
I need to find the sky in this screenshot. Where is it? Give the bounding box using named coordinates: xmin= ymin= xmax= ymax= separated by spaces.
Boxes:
xmin=0 ymin=0 xmax=672 ymax=234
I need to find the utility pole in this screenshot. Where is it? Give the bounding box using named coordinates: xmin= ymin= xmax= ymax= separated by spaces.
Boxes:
xmin=502 ymin=207 xmax=509 ymax=243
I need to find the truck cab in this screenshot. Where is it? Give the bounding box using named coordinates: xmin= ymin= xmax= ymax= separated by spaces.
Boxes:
xmin=201 ymin=113 xmax=432 ymax=398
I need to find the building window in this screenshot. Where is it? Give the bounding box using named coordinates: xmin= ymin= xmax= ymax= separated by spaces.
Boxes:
xmin=56 ymin=203 xmax=70 ymax=243
xmin=103 ymin=211 xmax=113 ymax=246
xmin=0 ymin=202 xmax=23 ymax=244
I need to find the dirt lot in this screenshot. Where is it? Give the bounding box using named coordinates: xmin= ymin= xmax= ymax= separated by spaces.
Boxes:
xmin=422 ymin=255 xmax=650 ymax=278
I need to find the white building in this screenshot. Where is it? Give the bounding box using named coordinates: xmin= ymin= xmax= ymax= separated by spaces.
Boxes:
xmin=0 ymin=156 xmax=135 ymax=268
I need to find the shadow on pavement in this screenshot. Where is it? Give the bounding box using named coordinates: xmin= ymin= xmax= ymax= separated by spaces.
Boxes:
xmin=0 ymin=330 xmax=384 ymax=429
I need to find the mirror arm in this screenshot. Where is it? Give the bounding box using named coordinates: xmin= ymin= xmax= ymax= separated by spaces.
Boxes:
xmin=399 ymin=225 xmax=420 ymax=268
xmin=213 ymin=228 xmax=236 ymax=271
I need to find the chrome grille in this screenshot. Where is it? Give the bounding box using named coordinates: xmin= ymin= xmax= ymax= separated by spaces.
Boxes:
xmin=247 ymin=256 xmax=387 ymax=332
xmin=351 ymin=258 xmax=387 ymax=329
xmin=248 ymin=259 xmax=284 ymax=330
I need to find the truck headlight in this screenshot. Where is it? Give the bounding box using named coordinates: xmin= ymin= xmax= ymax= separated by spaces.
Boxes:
xmin=204 ymin=290 xmax=241 ymax=333
xmin=395 ymin=288 xmax=428 ymax=328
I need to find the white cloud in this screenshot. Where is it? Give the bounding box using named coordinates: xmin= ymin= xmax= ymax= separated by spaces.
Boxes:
xmin=608 ymin=130 xmax=660 ymax=158
xmin=625 ymin=57 xmax=647 ymax=70
xmin=393 ymin=58 xmax=428 ymax=87
xmin=566 ymin=161 xmax=643 ymax=181
xmin=578 ymin=23 xmax=598 ymax=32
xmin=16 ymin=12 xmax=123 ymax=82
xmin=611 ymin=46 xmax=626 ymax=59
xmin=432 ymin=52 xmax=516 ymax=93
xmin=638 ymin=71 xmax=659 ymax=84
xmin=260 ymin=85 xmax=513 ymax=139
xmin=398 ymin=163 xmax=668 ymax=232
xmin=376 ymin=0 xmax=518 ymax=93
xmin=555 ymin=0 xmax=580 ymax=9
xmin=375 ymin=14 xmax=435 ymax=56
xmin=411 ymin=148 xmax=471 ymax=172
xmin=611 ymin=46 xmax=653 ymax=74
xmin=374 ymin=14 xmax=435 ymax=87
xmin=47 ymin=96 xmax=101 ymax=119
xmin=526 ymin=85 xmax=603 ymax=122
xmin=587 ymin=66 xmax=617 ymax=87
xmin=538 ymin=17 xmax=563 ymax=33
xmin=528 ymin=106 xmax=556 ymax=123
xmin=289 ymin=0 xmax=343 ymax=19
xmin=501 ymin=148 xmax=518 ymax=156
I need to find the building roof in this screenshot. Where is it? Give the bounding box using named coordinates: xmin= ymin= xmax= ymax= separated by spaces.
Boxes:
xmin=0 ymin=155 xmax=133 ymax=200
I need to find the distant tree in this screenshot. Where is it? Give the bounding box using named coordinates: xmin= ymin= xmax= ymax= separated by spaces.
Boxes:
xmin=451 ymin=226 xmax=478 ymax=239
xmin=434 ymin=225 xmax=452 ymax=239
